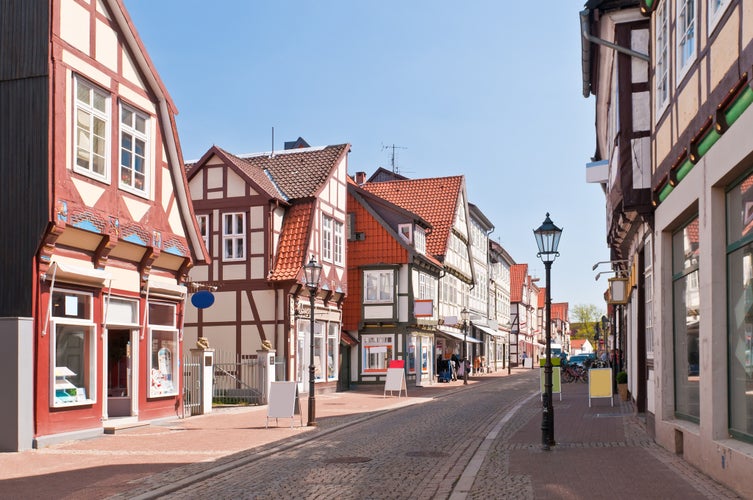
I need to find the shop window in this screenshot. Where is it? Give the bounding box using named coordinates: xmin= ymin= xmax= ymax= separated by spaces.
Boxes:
xmin=314 ymin=321 xmax=325 ymax=380
xmin=361 ymin=334 xmax=393 ymax=374
xmin=105 ymin=296 xmax=139 ymax=326
xmin=726 ymin=173 xmax=753 ymax=441
xmin=148 ymin=302 xmax=178 ymax=397
xmin=673 ymin=216 xmax=700 ymax=422
xmin=327 ymin=323 xmax=339 ymax=381
xmin=50 ymin=289 xmax=96 ymax=407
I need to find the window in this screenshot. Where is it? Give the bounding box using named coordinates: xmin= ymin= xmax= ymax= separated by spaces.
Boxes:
xmin=74 ymin=76 xmax=110 ymax=181
xmin=361 ymin=334 xmax=393 ymax=373
xmin=322 ymin=215 xmax=333 ymax=262
xmin=51 ymin=290 xmax=96 ymax=407
xmin=119 ymin=103 xmax=148 ymax=194
xmin=644 ymin=235 xmax=654 ymax=359
xmin=415 ymin=226 xmax=426 ymax=254
xmin=673 ymin=216 xmax=700 ymax=422
xmin=197 ymin=214 xmax=209 ymax=252
xmin=327 ymin=322 xmax=339 ymax=380
xmin=677 ymin=0 xmax=697 ymax=80
xmin=222 ymin=212 xmax=245 ymax=261
xmin=418 ymin=271 xmax=435 ymax=300
xmin=314 ymin=321 xmax=325 ymax=380
xmin=398 ymin=223 xmax=412 ymax=243
xmin=726 ymin=173 xmax=753 ymax=441
xmin=709 ymin=0 xmax=732 ymax=34
xmin=364 ymin=269 xmax=394 ymax=303
xmin=148 ymin=302 xmax=178 ymax=397
xmin=655 ymin=1 xmax=670 ymax=115
xmin=334 ymin=220 xmax=344 ymax=265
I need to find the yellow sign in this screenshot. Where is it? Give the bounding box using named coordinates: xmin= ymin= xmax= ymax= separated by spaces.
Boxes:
xmin=588 ymin=368 xmax=613 ymax=407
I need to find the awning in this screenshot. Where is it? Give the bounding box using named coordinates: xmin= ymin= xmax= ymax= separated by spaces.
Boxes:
xmin=47 ymin=259 xmax=111 ymax=287
xmin=147 ymin=275 xmax=187 ymax=299
xmin=341 ymin=330 xmax=359 ymax=346
xmin=436 ymin=327 xmax=482 ymax=344
xmin=472 ymin=322 xmax=503 ymax=338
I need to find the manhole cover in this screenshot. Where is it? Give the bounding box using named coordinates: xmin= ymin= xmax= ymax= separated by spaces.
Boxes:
xmin=324 ymin=456 xmax=372 ymax=464
xmin=406 ymin=451 xmax=450 ymax=458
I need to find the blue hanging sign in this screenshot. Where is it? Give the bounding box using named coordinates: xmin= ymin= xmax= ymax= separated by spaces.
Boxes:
xmin=191 ymin=290 xmax=215 ymax=309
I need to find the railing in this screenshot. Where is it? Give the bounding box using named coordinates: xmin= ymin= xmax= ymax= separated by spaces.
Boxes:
xmin=212 ymin=351 xmax=263 ymax=406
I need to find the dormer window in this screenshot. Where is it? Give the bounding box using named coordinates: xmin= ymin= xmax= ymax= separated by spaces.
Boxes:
xmin=398 ymin=223 xmax=412 ymax=243
xmin=414 ymin=226 xmax=426 ymax=254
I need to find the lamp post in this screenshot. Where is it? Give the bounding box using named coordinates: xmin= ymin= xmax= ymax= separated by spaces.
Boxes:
xmin=533 ymin=212 xmax=562 ymax=450
xmin=461 ymin=307 xmax=470 ymax=385
xmin=303 ymin=255 xmax=322 ymax=427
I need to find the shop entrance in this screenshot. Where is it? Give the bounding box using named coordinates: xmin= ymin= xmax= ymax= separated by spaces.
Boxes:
xmin=107 ymin=329 xmax=132 ymax=417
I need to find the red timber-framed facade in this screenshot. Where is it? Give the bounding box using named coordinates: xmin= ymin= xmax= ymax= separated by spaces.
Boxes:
xmin=184 ymin=142 xmax=350 ymax=395
xmin=0 ymin=0 xmax=208 ymax=449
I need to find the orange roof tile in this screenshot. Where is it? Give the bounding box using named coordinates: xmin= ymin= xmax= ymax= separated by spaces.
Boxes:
xmin=510 ymin=264 xmax=528 ymax=303
xmin=361 ymin=176 xmax=463 ymax=259
xmin=268 ymin=201 xmax=313 ymax=281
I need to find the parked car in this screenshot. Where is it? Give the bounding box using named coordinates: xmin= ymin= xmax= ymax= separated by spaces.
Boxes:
xmin=568 ymin=353 xmax=596 ymax=368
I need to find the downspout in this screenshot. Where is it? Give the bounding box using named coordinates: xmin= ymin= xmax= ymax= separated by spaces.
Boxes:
xmin=580 ymin=8 xmax=650 ymax=98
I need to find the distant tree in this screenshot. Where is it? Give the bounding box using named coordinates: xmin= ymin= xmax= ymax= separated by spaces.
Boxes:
xmin=570 ymin=304 xmax=603 ymax=342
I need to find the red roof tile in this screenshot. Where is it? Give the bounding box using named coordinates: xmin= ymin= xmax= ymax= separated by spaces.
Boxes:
xmin=360 ymin=176 xmax=463 ymax=259
xmin=510 ymin=264 xmax=528 ymax=303
xmin=268 ymin=201 xmax=313 ymax=281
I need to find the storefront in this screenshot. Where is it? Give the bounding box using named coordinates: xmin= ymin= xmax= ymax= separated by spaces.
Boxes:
xmin=34 ymin=259 xmax=186 ymax=446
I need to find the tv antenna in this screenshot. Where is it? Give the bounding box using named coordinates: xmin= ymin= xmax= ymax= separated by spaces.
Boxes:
xmin=382 ymin=144 xmax=407 ymax=175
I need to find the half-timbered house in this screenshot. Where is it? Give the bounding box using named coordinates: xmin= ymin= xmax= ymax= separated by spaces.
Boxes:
xmin=184 ymin=142 xmax=350 ymax=395
xmin=0 ymin=0 xmax=207 ymax=450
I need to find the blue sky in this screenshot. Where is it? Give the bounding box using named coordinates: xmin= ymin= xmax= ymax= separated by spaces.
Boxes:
xmin=124 ymin=0 xmax=610 ymax=313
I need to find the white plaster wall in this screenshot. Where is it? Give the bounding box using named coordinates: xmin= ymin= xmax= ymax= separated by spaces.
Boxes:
xmin=60 ymin=0 xmax=90 ymax=54
xmin=226 ymin=169 xmax=245 ymax=198
xmin=95 ymin=19 xmax=118 ymax=72
xmin=202 ymin=291 xmax=236 ymax=323
xmin=223 ymin=264 xmax=246 ymax=280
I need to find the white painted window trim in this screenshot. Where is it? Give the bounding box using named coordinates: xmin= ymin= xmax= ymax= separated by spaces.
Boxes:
xmin=322 ymin=215 xmax=333 ymax=263
xmin=73 ymin=75 xmax=111 ymax=183
xmin=708 ymin=0 xmax=732 ymax=35
xmin=676 ymin=0 xmax=698 ymax=85
xmin=655 ymin=1 xmax=671 ymax=119
xmin=197 ymin=214 xmax=210 ymax=253
xmin=334 ymin=220 xmax=344 ymax=265
xmin=118 ymin=102 xmax=150 ymax=197
xmin=222 ymin=212 xmax=246 ymax=261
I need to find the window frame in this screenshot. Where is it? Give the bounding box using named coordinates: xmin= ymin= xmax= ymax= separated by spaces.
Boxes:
xmin=364 ymin=269 xmax=395 ymax=304
xmin=147 ymin=302 xmax=179 ymax=398
xmin=222 ymin=212 xmax=246 ymax=261
xmin=676 ymin=0 xmax=698 ymax=84
xmin=118 ymin=102 xmax=150 ymax=197
xmin=361 ymin=334 xmax=394 ymax=374
xmin=197 ymin=214 xmax=210 ymax=253
xmin=73 ymin=75 xmax=110 ymax=183
xmin=327 ymin=322 xmax=339 ymax=381
xmin=50 ymin=288 xmax=97 ymax=408
xmin=708 ymin=0 xmax=732 ymax=35
xmin=655 ymin=0 xmax=670 ymax=118
xmin=333 ymin=220 xmax=344 ymax=265
xmin=322 ymin=215 xmax=333 ymax=263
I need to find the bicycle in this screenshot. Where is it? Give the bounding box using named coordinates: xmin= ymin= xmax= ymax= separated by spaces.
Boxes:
xmin=562 ymin=363 xmax=588 ymax=383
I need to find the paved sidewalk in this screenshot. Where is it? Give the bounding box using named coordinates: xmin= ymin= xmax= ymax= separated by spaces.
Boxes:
xmin=0 ymin=370 xmax=496 ymax=499
xmin=0 ymin=368 xmax=744 ymax=499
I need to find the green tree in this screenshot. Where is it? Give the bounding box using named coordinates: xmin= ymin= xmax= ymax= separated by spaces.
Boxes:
xmin=570 ymin=304 xmax=603 ymax=343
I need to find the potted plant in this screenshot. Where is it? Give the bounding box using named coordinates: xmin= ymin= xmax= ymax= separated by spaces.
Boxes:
xmin=616 ymin=371 xmax=628 ymax=401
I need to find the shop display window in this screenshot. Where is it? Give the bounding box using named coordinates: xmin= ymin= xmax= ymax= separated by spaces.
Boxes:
xmin=148 ymin=302 xmax=179 ymax=397
xmin=327 ymin=323 xmax=339 ymax=380
xmin=361 ymin=334 xmax=393 ymax=374
xmin=51 ymin=289 xmax=96 ymax=407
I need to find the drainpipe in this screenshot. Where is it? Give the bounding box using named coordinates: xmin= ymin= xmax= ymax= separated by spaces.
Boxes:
xmin=580 ymin=8 xmax=650 ymax=98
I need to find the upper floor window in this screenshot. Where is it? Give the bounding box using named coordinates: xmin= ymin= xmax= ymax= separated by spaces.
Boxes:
xmin=74 ymin=76 xmax=110 ymax=181
xmin=709 ymin=0 xmax=732 ymax=34
xmin=322 ymin=215 xmax=333 ymax=262
xmin=414 ymin=226 xmax=426 ymax=255
xmin=197 ymin=214 xmax=209 ymax=252
xmin=334 ymin=220 xmax=344 ymax=265
xmin=677 ymin=0 xmax=697 ymax=81
xmin=222 ymin=212 xmax=245 ymax=261
xmin=655 ymin=1 xmax=670 ymax=114
xmin=364 ymin=269 xmax=394 ymax=303
xmin=119 ymin=104 xmax=149 ymax=195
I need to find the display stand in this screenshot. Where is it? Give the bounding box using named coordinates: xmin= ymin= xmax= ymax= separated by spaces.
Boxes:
xmin=588 ymin=368 xmax=614 ymax=407
xmin=383 ymin=367 xmax=407 ymax=398
xmin=539 ymin=358 xmax=562 ymax=401
xmin=266 ymin=381 xmax=301 ymax=428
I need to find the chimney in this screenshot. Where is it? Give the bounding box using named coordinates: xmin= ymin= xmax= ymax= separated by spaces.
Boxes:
xmin=355 ymin=171 xmax=366 ymax=185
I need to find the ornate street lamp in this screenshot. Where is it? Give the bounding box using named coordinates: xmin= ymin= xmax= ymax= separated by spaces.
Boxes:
xmin=461 ymin=307 xmax=470 ymax=385
xmin=303 ymin=255 xmax=322 ymax=426
xmin=533 ymin=213 xmax=562 ymax=450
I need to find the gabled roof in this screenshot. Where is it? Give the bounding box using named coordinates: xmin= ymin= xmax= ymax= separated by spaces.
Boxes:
xmin=268 ymin=201 xmax=314 ymax=282
xmin=538 ymin=288 xmax=546 ymax=308
xmin=187 ymin=146 xmax=288 ymax=203
xmin=552 ymin=302 xmax=569 ymax=322
xmin=238 ymin=144 xmax=349 ymax=199
xmin=361 ymin=176 xmax=463 ymax=260
xmin=510 ymin=264 xmax=528 ymax=303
